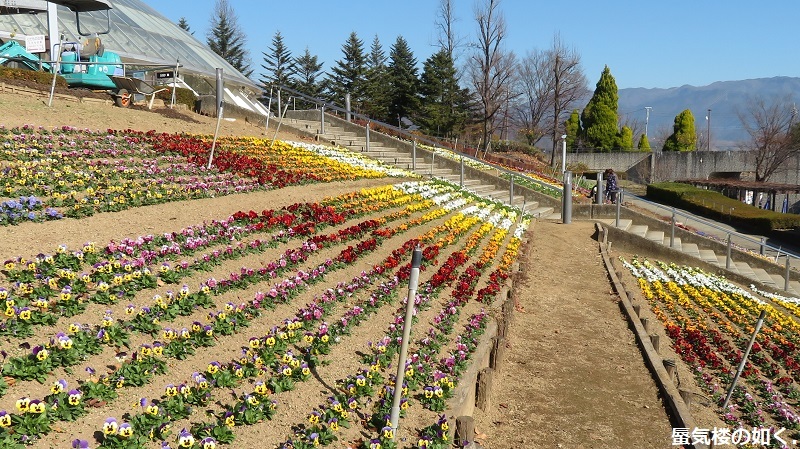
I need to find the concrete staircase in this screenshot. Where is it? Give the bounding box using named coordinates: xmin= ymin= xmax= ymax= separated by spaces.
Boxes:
xmin=601 ymin=218 xmax=800 ymax=296
xmin=283 ymin=117 xmax=555 ymax=217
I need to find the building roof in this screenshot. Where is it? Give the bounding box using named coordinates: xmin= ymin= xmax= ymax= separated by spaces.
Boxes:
xmin=0 ymin=0 xmax=256 ymax=90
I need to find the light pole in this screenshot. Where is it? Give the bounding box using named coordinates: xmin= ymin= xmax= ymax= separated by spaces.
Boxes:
xmin=560 ymin=134 xmax=567 ymax=173
xmin=644 ymin=106 xmax=652 ymax=136
xmin=706 ymin=108 xmax=711 ymax=151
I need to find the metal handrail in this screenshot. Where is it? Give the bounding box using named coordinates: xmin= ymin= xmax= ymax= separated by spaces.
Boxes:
xmin=620 ymin=189 xmax=800 ymax=260
xmin=271 ymin=84 xmax=559 ymax=194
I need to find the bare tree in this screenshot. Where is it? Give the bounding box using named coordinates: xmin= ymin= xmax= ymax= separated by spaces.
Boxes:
xmin=737 ymin=97 xmax=799 ymax=182
xmin=469 ymin=0 xmax=517 ymax=151
xmin=434 ymin=0 xmax=464 ymax=61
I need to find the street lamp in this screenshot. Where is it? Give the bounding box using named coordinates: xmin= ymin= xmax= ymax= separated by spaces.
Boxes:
xmin=560 ymin=134 xmax=567 ymax=173
xmin=706 ymin=109 xmax=711 ymax=151
xmin=644 ymin=106 xmax=652 ymax=136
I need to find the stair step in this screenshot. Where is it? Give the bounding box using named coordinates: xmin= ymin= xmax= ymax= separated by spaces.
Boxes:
xmin=600 ymin=218 xmax=632 ymax=231
xmin=698 ymin=249 xmax=720 ymax=264
xmin=751 ymin=268 xmax=776 ymax=285
xmin=422 ymin=168 xmax=456 ymax=177
xmin=628 ymin=224 xmax=648 ymax=238
xmin=662 ymin=237 xmax=682 ymax=252
xmin=733 ymin=262 xmax=757 ymax=278
xmin=681 ymin=243 xmax=700 ymax=257
xmin=527 ymin=206 xmax=553 ymax=218
xmin=645 ymin=230 xmax=665 ymax=243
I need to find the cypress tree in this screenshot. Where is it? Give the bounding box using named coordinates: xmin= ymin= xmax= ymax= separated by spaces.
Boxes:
xmin=581 ymin=65 xmax=619 ymax=151
xmin=637 ymin=134 xmax=651 ymax=151
xmin=387 ymin=36 xmax=420 ymax=127
xmin=663 ymin=109 xmax=697 ymax=151
xmin=618 ymin=126 xmax=633 ymax=150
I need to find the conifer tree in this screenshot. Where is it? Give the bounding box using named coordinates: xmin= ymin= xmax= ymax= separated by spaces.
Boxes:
xmin=387 ymin=36 xmax=420 ymax=127
xmin=618 ymin=126 xmax=633 ymax=150
xmin=325 ymin=32 xmax=368 ymax=109
xmin=177 ymin=17 xmax=194 ymax=35
xmin=564 ymin=109 xmax=581 ymax=150
xmin=663 ymin=109 xmax=697 ymax=151
xmin=292 ymin=47 xmax=324 ymax=99
xmin=206 ymin=0 xmax=252 ymax=77
xmin=637 ymin=134 xmax=651 ymax=151
xmin=581 ymin=65 xmax=619 ymax=151
xmin=419 ymin=49 xmax=469 ymax=137
xmin=260 ymin=31 xmax=294 ymax=89
xmin=363 ymin=35 xmax=390 ymax=121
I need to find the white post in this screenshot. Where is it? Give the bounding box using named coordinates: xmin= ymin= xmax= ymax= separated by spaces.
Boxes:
xmin=207 ymin=68 xmax=224 ymax=169
xmin=47 ymin=33 xmax=63 ymax=107
xmin=390 ymin=247 xmax=422 ymax=432
xmin=170 ymin=59 xmax=178 ymax=109
xmin=561 ymin=135 xmax=567 ymax=174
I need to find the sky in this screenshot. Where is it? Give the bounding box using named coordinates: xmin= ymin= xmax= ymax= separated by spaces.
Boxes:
xmin=152 ymin=0 xmax=799 ymax=90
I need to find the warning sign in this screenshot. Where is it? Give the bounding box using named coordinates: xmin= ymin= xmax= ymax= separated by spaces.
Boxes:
xmin=25 ymin=35 xmax=46 ymax=53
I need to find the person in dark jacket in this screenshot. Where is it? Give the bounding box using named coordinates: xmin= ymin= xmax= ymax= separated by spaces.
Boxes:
xmin=605 ymin=168 xmax=618 ymax=204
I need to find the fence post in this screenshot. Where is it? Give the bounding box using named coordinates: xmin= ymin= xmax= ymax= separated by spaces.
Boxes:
xmin=460 ymin=156 xmax=464 ymax=188
xmin=670 ymin=208 xmax=676 ymax=248
xmin=430 ymin=149 xmax=435 ymax=176
xmin=726 ymin=233 xmax=732 ymax=270
xmin=596 ymin=172 xmax=604 ymax=205
xmin=562 ymin=171 xmax=572 ymax=224
xmin=786 ymin=257 xmax=792 ymax=292
xmin=412 ymin=140 xmax=416 ymax=171
xmin=345 ymin=92 xmax=351 ymax=122
xmin=509 ymin=175 xmax=515 ymax=205
xmin=320 ymin=105 xmax=325 ymax=135
xmin=760 ymin=237 xmax=765 ymax=256
xmin=365 ymin=120 xmax=370 ymax=152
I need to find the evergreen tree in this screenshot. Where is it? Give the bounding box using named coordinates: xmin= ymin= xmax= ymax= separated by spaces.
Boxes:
xmin=292 ymin=47 xmax=324 ymax=100
xmin=206 ymin=0 xmax=252 ymax=77
xmin=386 ymin=36 xmax=420 ymax=127
xmin=326 ymin=32 xmax=368 ymax=110
xmin=663 ymin=109 xmax=697 ymax=151
xmin=363 ymin=35 xmax=390 ymax=121
xmin=260 ymin=31 xmax=294 ymax=90
xmin=637 ymin=134 xmax=651 ymax=151
xmin=617 ymin=126 xmax=633 ymax=150
xmin=564 ymin=109 xmax=581 ymax=150
xmin=177 ymin=17 xmax=194 ymax=35
xmin=581 ymin=65 xmax=619 ymax=151
xmin=418 ymin=49 xmax=469 ymax=137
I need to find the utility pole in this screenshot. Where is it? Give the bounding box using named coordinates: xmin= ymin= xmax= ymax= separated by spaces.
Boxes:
xmin=791 ymin=103 xmax=797 ymax=130
xmin=644 ymin=106 xmax=652 ymax=136
xmin=706 ymin=108 xmax=711 ymax=151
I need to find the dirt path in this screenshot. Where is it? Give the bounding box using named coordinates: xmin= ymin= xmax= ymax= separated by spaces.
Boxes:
xmin=474 ymin=221 xmax=675 ymax=448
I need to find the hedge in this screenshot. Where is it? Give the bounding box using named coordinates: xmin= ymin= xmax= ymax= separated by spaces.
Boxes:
xmin=0 ymin=66 xmax=67 ymax=87
xmin=646 ymin=182 xmax=800 ymax=233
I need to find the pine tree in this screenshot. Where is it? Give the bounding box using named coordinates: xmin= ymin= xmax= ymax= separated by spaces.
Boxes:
xmin=325 ymin=32 xmax=368 ymax=110
xmin=637 ymin=134 xmax=651 ymax=151
xmin=418 ymin=49 xmax=468 ymax=137
xmin=565 ymin=109 xmax=581 ymax=150
xmin=177 ymin=17 xmax=194 ymax=35
xmin=206 ymin=0 xmax=252 ymax=77
xmin=581 ymin=65 xmax=619 ymax=151
xmin=260 ymin=31 xmax=294 ymax=89
xmin=387 ymin=36 xmax=420 ymax=127
xmin=292 ymin=47 xmax=324 ymax=100
xmin=363 ymin=35 xmax=390 ymax=121
xmin=663 ymin=109 xmax=697 ymax=151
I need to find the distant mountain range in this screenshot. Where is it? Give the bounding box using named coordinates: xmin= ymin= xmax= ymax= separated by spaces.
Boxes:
xmin=616 ymin=77 xmax=800 ymax=150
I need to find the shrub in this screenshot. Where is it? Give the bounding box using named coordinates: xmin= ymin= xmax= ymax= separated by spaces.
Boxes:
xmin=0 ymin=66 xmax=67 ymax=87
xmin=156 ymin=87 xmax=196 ymax=109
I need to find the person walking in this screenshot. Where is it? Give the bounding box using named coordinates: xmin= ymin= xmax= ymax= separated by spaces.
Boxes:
xmin=605 ymin=168 xmax=618 ymax=204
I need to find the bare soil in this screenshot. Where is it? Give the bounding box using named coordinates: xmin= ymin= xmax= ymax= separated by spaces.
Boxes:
xmin=0 ymin=88 xmax=692 ymax=448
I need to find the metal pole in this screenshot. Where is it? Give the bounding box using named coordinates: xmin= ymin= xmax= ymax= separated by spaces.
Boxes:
xmin=320 ymin=105 xmax=325 ymax=134
xmin=561 ymin=136 xmax=567 ymax=174
xmin=615 ymin=190 xmax=621 ymax=227
xmin=785 ymin=257 xmax=791 ymax=292
xmin=430 ymin=150 xmax=435 ymax=176
xmin=269 ymin=101 xmax=291 ymax=149
xmin=725 ymin=234 xmax=732 ymax=270
xmin=510 ymin=175 xmax=515 ymax=205
xmin=412 ymin=140 xmax=417 ymax=171
xmin=670 ymin=209 xmax=676 ymax=248
xmin=265 ymin=86 xmax=273 ymax=134
xmin=390 ymin=246 xmax=422 ymax=432
xmin=722 ymin=309 xmax=767 ymax=411
xmin=366 ymin=120 xmax=370 ymax=152
xmin=759 ymin=237 xmax=765 ymax=256
xmin=596 ymin=172 xmax=604 ymax=205
xmin=277 ymin=89 xmax=282 ymax=118
xmin=207 ymin=68 xmax=224 ymax=169
xmin=460 ymin=156 xmax=464 ymax=187
xmin=562 ymin=171 xmax=572 ymax=224
xmin=48 ymin=34 xmax=64 ymax=108
xmin=170 ymin=59 xmax=178 ymax=109
xmin=345 ymin=93 xmax=351 ymax=122
xmin=707 ymin=108 xmax=711 ymax=151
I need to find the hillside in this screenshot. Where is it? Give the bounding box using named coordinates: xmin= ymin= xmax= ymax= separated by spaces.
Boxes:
xmin=618 ymin=76 xmax=800 ymax=149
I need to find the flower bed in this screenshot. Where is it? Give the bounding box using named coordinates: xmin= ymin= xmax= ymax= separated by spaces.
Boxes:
xmin=0 ymin=126 xmax=529 ymax=448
